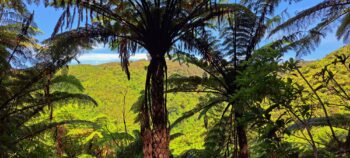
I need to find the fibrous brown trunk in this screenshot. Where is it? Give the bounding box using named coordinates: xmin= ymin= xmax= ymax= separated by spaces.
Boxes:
xmin=151 ymin=57 xmax=169 ymax=158
xmin=235 ymin=111 xmax=249 ymax=158
xmin=141 ymin=86 xmax=152 ymax=158
xmin=141 ymin=127 xmax=153 ymax=158
xmin=55 ymin=125 xmax=64 ymax=157
xmin=142 ymin=56 xmax=169 ymax=158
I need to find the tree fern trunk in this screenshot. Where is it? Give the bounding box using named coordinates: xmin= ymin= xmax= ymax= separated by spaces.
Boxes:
xmin=235 ymin=111 xmax=249 ymax=158
xmin=142 ymin=128 xmax=153 ymax=158
xmin=142 ymin=56 xmax=169 ymax=158
xmin=55 ymin=125 xmax=64 ymax=157
xmin=151 ymin=57 xmax=169 ymax=158
xmin=141 ymin=83 xmax=153 ymax=158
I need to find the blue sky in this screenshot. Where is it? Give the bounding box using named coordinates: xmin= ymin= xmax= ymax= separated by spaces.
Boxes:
xmin=28 ymin=1 xmax=345 ymax=65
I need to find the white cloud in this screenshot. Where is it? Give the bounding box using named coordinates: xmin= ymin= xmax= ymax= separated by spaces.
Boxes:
xmin=132 ymin=54 xmax=149 ymax=60
xmin=76 ymin=53 xmax=148 ymax=64
xmin=92 ymin=43 xmax=107 ymax=50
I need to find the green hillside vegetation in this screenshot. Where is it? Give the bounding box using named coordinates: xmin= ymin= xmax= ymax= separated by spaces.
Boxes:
xmin=280 ymin=45 xmax=350 ymax=156
xmin=4 ymin=45 xmax=350 ymax=157
xmin=29 ymin=45 xmax=349 ymax=157
xmin=294 ymin=45 xmax=350 ymax=116
xmin=54 ymin=60 xmax=206 ymax=156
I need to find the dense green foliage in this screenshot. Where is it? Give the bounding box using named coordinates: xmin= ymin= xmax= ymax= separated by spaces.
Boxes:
xmin=2 ymin=0 xmax=350 ymax=158
xmin=29 ymin=60 xmax=205 ymax=157
xmin=21 ymin=44 xmax=348 ymax=157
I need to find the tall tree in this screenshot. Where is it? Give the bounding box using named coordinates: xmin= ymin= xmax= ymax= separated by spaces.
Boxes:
xmin=169 ymin=0 xmax=300 ymax=157
xmin=44 ymin=0 xmax=246 ymax=157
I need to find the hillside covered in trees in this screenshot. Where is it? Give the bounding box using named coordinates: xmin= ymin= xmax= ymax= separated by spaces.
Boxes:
xmin=5 ymin=46 xmax=350 ymax=157
xmin=59 ymin=46 xmax=350 ymax=157
xmin=2 ymin=0 xmax=350 ymax=158
xmin=70 ymin=45 xmax=350 ymax=157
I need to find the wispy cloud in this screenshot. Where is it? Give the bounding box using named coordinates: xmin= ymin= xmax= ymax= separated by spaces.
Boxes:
xmin=92 ymin=43 xmax=107 ymax=50
xmin=73 ymin=53 xmax=148 ymax=65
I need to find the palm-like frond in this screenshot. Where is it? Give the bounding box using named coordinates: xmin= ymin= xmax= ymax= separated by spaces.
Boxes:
xmin=170 ymin=96 xmax=225 ymax=129
xmin=16 ymin=120 xmax=96 ymax=142
xmin=203 ymin=115 xmax=234 ymax=157
xmin=44 ymin=0 xmax=251 ymax=78
xmin=0 ymin=11 xmax=40 ymax=70
xmin=272 ymin=1 xmax=350 ymax=34
xmin=0 ymin=3 xmax=101 ymax=155
xmin=0 ymin=0 xmax=29 ymax=15
xmin=50 ymin=91 xmax=98 ymax=106
xmin=270 ymin=0 xmax=350 ymax=55
xmin=288 ymin=114 xmax=350 ymax=131
xmin=336 ymin=12 xmax=350 ymax=42
xmin=51 ymin=75 xmax=85 ymax=92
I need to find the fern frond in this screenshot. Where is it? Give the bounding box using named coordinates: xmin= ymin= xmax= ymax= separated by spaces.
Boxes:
xmin=51 ymin=75 xmax=85 ymax=92
xmin=270 ymin=0 xmax=350 ymax=36
xmin=13 ymin=120 xmax=96 ymax=144
xmin=288 ymin=114 xmax=350 ymax=131
xmin=170 ymin=97 xmax=224 ymax=129
xmin=50 ymin=91 xmax=98 ymax=106
xmin=336 ymin=12 xmax=350 ymax=42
